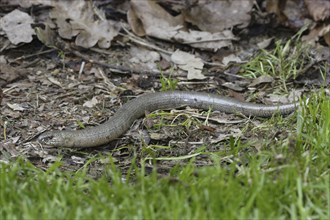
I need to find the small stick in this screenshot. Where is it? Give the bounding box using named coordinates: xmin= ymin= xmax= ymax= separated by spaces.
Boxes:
xmin=9 ymin=48 xmax=56 ymax=63
xmin=78 ymin=61 xmax=85 ymax=79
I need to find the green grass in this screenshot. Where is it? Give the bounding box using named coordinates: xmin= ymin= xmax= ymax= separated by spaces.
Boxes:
xmin=159 ymin=68 xmax=178 ymax=91
xmin=242 ymin=37 xmax=314 ymax=93
xmin=1 ymin=91 xmax=329 ymax=219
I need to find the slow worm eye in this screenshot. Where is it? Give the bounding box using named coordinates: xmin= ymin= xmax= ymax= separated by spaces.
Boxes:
xmin=44 ymin=135 xmax=54 ymax=142
xmin=38 ymin=133 xmax=54 ymax=143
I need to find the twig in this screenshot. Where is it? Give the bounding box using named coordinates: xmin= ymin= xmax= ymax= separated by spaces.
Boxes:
xmin=78 ymin=61 xmax=85 ymax=79
xmin=71 ymin=49 xmax=190 ymax=77
xmin=119 ymin=30 xmax=171 ymax=55
xmin=183 ymin=37 xmax=238 ymax=44
xmin=71 ymin=50 xmax=131 ymax=74
xmin=96 ymin=67 xmax=119 ymax=91
xmin=9 ymin=48 xmax=56 ymax=63
xmin=121 ymin=25 xmax=226 ymax=68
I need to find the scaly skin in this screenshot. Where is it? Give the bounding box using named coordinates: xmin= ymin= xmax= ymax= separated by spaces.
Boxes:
xmin=38 ymin=91 xmax=297 ymax=148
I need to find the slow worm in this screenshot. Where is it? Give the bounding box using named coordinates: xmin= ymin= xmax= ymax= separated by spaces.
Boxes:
xmin=38 ymin=91 xmax=297 ymax=147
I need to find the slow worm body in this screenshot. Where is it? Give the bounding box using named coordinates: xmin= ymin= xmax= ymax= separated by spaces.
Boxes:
xmin=38 ymin=91 xmax=297 ymax=147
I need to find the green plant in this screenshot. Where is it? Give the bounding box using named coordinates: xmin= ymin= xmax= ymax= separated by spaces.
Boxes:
xmin=242 ymin=39 xmax=313 ymax=92
xmin=159 ymin=68 xmax=178 ymax=91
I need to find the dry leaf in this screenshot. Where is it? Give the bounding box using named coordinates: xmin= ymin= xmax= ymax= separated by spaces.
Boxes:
xmin=83 ymin=97 xmax=99 ymax=108
xmin=129 ymin=46 xmax=160 ymax=70
xmin=47 ymin=76 xmax=62 ymax=87
xmin=42 ymin=156 xmax=57 ymax=164
xmin=249 ymin=75 xmax=274 ymax=87
xmin=302 ymin=23 xmax=330 ymax=46
xmin=221 ymin=82 xmax=245 ymax=92
xmin=222 ymin=54 xmax=242 ymax=66
xmin=0 ymin=9 xmax=35 ymax=45
xmin=129 ymin=0 xmax=234 ymax=50
xmin=49 ymin=1 xmax=119 ymax=48
xmin=127 ymin=4 xmax=146 ymax=37
xmin=175 ymin=30 xmax=236 ymax=51
xmin=184 ymin=0 xmax=254 ymax=32
xmin=129 ymin=47 xmax=160 ymax=63
xmin=71 ymin=156 xmax=86 ymax=164
xmin=7 ymin=103 xmax=26 ymax=111
xmin=0 ymin=63 xmax=24 ymax=87
xmin=267 ymin=94 xmax=291 ymax=104
xmin=282 ymin=0 xmax=307 ymax=28
xmin=35 ymin=24 xmax=59 ymax=48
xmin=129 ymin=0 xmax=183 ymax=38
xmin=257 ymin=37 xmax=274 ymax=49
xmin=324 ymin=31 xmax=330 ymax=46
xmin=305 ymin=0 xmax=330 ymax=21
xmin=266 ymin=0 xmax=308 ymax=29
xmin=2 ymin=0 xmax=53 ymax=8
xmin=171 ymin=50 xmax=205 ymax=80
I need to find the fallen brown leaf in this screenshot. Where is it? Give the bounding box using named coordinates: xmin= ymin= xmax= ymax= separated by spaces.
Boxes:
xmin=0 ymin=63 xmax=25 ymax=87
xmin=184 ymin=0 xmax=254 ymax=32
xmin=305 ymin=0 xmax=330 ymax=21
xmin=128 ymin=0 xmax=234 ymax=50
xmin=49 ymin=1 xmax=119 ymax=48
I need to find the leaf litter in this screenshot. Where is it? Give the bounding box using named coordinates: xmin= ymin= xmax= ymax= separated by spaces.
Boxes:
xmin=0 ymin=0 xmax=329 ymax=176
